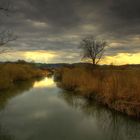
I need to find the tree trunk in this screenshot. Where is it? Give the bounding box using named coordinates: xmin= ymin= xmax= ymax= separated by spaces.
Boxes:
xmin=92 ymin=58 xmax=95 ymax=65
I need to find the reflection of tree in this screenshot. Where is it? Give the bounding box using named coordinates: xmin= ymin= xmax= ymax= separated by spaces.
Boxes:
xmin=0 ymin=78 xmax=41 ymax=140
xmin=0 ymin=79 xmax=36 ymax=110
xmin=59 ymin=89 xmax=140 ymax=140
xmin=58 ymin=90 xmax=83 ymax=108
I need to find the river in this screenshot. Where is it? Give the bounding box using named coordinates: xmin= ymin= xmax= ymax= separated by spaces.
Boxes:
xmin=0 ymin=77 xmax=140 ymax=140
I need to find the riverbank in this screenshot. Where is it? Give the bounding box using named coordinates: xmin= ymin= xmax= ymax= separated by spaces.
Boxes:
xmin=56 ymin=64 xmax=140 ymax=118
xmin=0 ymin=62 xmax=46 ymax=90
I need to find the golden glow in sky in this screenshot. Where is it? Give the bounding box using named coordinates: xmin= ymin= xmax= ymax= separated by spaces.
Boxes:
xmin=1 ymin=50 xmax=140 ymax=65
xmin=101 ymin=53 xmax=140 ymax=65
xmin=0 ymin=50 xmax=58 ymax=63
xmin=23 ymin=50 xmax=56 ymax=62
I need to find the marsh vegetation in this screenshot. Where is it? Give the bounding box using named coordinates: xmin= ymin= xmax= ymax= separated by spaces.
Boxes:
xmin=0 ymin=62 xmax=45 ymax=90
xmin=55 ymin=64 xmax=140 ymax=118
xmin=0 ymin=76 xmax=140 ymax=140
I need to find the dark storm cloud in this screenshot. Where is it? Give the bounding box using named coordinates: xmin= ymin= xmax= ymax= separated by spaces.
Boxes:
xmin=1 ymin=0 xmax=140 ymax=60
xmin=101 ymin=0 xmax=140 ymax=36
xmin=12 ymin=0 xmax=81 ymax=30
xmin=110 ymin=0 xmax=140 ymax=20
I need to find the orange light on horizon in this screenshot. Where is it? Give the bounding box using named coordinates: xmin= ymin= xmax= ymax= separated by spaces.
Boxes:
xmin=101 ymin=53 xmax=140 ymax=65
xmin=1 ymin=50 xmax=140 ymax=65
xmin=23 ymin=50 xmax=57 ymax=62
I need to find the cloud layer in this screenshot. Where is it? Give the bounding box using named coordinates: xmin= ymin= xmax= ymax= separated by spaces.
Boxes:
xmin=0 ymin=0 xmax=140 ymax=63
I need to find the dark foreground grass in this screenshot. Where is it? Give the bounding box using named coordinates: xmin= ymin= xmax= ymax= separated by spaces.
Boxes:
xmin=0 ymin=63 xmax=45 ymax=90
xmin=56 ymin=65 xmax=140 ymax=118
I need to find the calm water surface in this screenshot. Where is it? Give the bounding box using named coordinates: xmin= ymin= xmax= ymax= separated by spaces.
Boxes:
xmin=0 ymin=77 xmax=140 ymax=140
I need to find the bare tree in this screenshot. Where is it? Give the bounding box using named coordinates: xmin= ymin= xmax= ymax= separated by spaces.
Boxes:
xmin=79 ymin=36 xmax=108 ymax=65
xmin=0 ymin=1 xmax=16 ymax=53
xmin=0 ymin=30 xmax=15 ymax=46
xmin=0 ymin=0 xmax=12 ymax=15
xmin=0 ymin=7 xmax=9 ymax=12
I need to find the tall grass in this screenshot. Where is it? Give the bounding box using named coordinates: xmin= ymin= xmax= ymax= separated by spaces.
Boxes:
xmin=56 ymin=66 xmax=140 ymax=117
xmin=0 ymin=63 xmax=44 ymax=90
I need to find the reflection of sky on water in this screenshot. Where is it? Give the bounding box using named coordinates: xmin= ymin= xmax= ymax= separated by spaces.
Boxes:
xmin=33 ymin=77 xmax=55 ymax=88
xmin=0 ymin=77 xmax=139 ymax=140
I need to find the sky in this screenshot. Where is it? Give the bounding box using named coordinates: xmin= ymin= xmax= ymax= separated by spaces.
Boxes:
xmin=0 ymin=0 xmax=140 ymax=64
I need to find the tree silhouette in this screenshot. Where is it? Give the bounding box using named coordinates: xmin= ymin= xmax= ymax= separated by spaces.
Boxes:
xmin=80 ymin=36 xmax=107 ymax=65
xmin=0 ymin=1 xmax=16 ymax=53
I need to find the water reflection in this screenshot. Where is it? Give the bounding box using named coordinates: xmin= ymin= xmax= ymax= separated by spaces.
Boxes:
xmin=0 ymin=125 xmax=14 ymax=140
xmin=0 ymin=78 xmax=41 ymax=140
xmin=0 ymin=77 xmax=139 ymax=140
xmin=33 ymin=77 xmax=55 ymax=88
xmin=0 ymin=79 xmax=36 ymax=110
xmin=59 ymin=90 xmax=140 ymax=140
